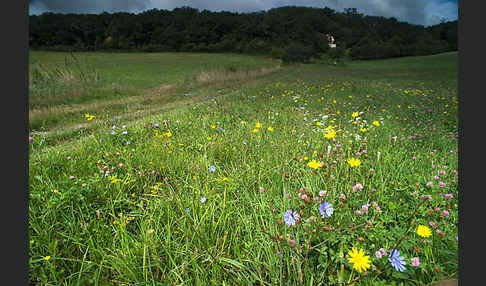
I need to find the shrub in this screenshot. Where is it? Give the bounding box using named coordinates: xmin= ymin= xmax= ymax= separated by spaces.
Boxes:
xmin=282 ymin=42 xmax=316 ymax=64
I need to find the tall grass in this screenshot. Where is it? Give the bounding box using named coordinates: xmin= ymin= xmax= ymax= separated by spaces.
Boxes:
xmin=29 ymin=53 xmax=103 ymax=109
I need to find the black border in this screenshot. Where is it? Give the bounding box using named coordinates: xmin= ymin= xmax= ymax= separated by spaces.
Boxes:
xmin=4 ymin=0 xmax=29 ymax=285
xmin=457 ymin=0 xmax=477 ymax=285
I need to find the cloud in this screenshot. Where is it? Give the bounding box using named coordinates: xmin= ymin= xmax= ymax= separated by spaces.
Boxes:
xmin=29 ymin=0 xmax=457 ymax=26
xmin=29 ymin=0 xmax=150 ymax=14
xmin=424 ymin=0 xmax=458 ymax=26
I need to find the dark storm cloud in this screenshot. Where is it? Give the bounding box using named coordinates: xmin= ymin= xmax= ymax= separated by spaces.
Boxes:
xmin=29 ymin=0 xmax=150 ymax=14
xmin=29 ymin=0 xmax=457 ymax=26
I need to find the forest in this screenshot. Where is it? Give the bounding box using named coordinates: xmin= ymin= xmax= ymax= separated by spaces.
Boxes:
xmin=29 ymin=6 xmax=458 ymax=61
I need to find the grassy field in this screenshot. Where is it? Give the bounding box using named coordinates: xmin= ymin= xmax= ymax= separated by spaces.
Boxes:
xmin=29 ymin=51 xmax=458 ymax=285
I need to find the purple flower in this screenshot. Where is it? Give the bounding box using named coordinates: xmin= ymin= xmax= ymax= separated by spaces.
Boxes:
xmin=200 ymin=197 xmax=207 ymax=203
xmin=389 ymin=249 xmax=406 ymax=272
xmin=375 ymin=251 xmax=383 ymax=259
xmin=284 ymin=209 xmax=300 ymax=226
xmin=412 ymin=257 xmax=420 ymax=267
xmin=352 ymin=183 xmax=363 ymax=191
xmin=445 ymin=193 xmax=453 ymax=199
xmin=319 ymin=202 xmax=334 ymax=218
xmin=379 ymin=248 xmax=387 ymax=256
xmin=209 ymin=166 xmax=216 ymax=172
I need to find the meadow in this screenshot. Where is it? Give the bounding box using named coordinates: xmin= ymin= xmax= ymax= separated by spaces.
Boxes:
xmin=29 ymin=51 xmax=458 ymax=285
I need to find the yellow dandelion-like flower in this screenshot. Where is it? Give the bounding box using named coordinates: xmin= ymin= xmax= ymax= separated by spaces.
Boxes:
xmin=211 ymin=125 xmax=216 ymax=129
xmin=360 ymin=128 xmax=367 ymax=132
xmin=416 ymin=225 xmax=432 ymax=238
xmin=268 ymin=126 xmax=274 ymax=132
xmin=372 ymin=121 xmax=380 ymax=127
xmin=255 ymin=122 xmax=262 ymax=128
xmin=347 ymin=247 xmax=371 ymax=273
xmin=352 ymin=112 xmax=359 ymax=118
xmin=164 ymin=131 xmax=172 ymax=137
xmin=307 ymin=160 xmax=321 ymax=169
xmin=84 ymin=113 xmax=95 ymax=120
xmin=44 ymin=256 xmax=51 ymax=261
xmin=252 ymin=129 xmax=259 ymax=133
xmin=316 ymin=121 xmax=322 ymax=126
xmin=324 ymin=129 xmax=336 ymax=139
xmin=347 ymin=158 xmax=361 ymax=167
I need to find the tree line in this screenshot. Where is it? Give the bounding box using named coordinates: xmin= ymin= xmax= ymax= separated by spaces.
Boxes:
xmin=29 ymin=6 xmax=457 ymax=62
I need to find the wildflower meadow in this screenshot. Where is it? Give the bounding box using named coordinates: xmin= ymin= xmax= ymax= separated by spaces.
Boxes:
xmin=29 ymin=51 xmax=458 ymax=285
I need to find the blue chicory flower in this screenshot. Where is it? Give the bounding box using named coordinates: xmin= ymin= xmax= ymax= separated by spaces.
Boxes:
xmin=284 ymin=209 xmax=300 ymax=226
xmin=319 ymin=202 xmax=334 ymax=218
xmin=389 ymin=249 xmax=407 ymax=272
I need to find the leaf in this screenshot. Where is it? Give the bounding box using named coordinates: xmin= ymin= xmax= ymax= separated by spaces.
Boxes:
xmin=392 ymin=271 xmax=410 ymax=279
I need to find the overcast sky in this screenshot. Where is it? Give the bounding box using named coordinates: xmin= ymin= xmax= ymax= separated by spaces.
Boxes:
xmin=29 ymin=0 xmax=458 ymax=27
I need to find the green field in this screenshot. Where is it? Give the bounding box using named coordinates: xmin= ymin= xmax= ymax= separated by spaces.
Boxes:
xmin=29 ymin=51 xmax=458 ymax=285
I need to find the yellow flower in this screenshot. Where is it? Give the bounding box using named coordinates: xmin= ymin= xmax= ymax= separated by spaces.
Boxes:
xmin=372 ymin=121 xmax=380 ymax=127
xmin=44 ymin=256 xmax=51 ymax=261
xmin=268 ymin=126 xmax=274 ymax=132
xmin=316 ymin=122 xmax=322 ymax=126
xmin=291 ymin=129 xmax=297 ymax=133
xmin=164 ymin=131 xmax=172 ymax=137
xmin=84 ymin=113 xmax=95 ymax=120
xmin=211 ymin=125 xmax=216 ymax=129
xmin=336 ymin=110 xmax=340 ymax=115
xmin=304 ymin=156 xmax=309 ymax=160
xmin=307 ymin=160 xmax=321 ymax=169
xmin=347 ymin=247 xmax=371 ymax=273
xmin=241 ymin=120 xmax=247 ymax=125
xmin=347 ymin=158 xmax=361 ymax=167
xmin=255 ymin=122 xmax=262 ymax=128
xmin=416 ymin=225 xmax=432 ymax=238
xmin=252 ymin=129 xmax=259 ymax=133
xmin=352 ymin=112 xmax=359 ymax=118
xmin=360 ymin=128 xmax=367 ymax=132
xmin=324 ymin=129 xmax=336 ymax=139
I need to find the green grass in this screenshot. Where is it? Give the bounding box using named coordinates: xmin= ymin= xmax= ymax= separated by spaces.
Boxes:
xmin=29 ymin=51 xmax=458 ymax=285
